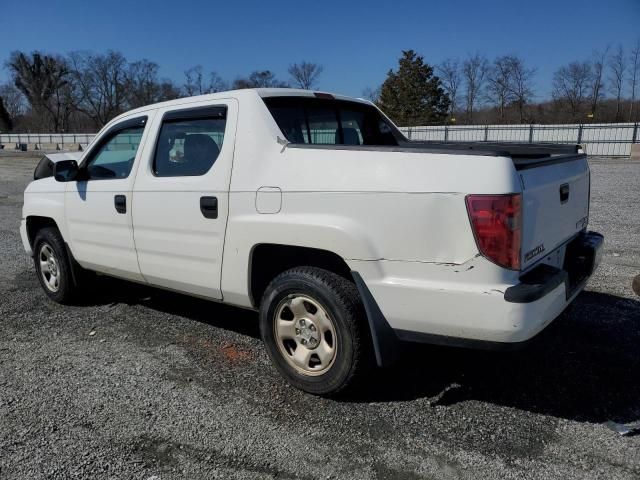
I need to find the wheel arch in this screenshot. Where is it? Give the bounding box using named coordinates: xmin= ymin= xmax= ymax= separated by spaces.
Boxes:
xmin=26 ymin=216 xmax=61 ymax=249
xmin=248 ymin=243 xmax=352 ymax=308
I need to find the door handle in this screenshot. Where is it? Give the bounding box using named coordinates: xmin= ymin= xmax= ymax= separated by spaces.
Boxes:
xmin=559 ymin=184 xmax=570 ymax=204
xmin=200 ymin=196 xmax=218 ymax=219
xmin=114 ymin=195 xmax=126 ymax=214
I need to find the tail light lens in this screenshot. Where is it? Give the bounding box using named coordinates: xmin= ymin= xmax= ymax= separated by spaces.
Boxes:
xmin=465 ymin=194 xmax=522 ymax=270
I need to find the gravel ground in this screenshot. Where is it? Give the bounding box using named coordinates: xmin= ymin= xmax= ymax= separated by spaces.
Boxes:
xmin=1 ymin=154 xmax=639 ymax=479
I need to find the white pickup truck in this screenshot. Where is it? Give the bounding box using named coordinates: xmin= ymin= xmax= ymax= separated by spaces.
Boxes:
xmin=21 ymin=89 xmax=603 ymax=395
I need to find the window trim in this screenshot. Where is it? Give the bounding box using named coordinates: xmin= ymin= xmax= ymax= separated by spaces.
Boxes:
xmin=151 ymin=105 xmax=228 ymax=178
xmin=80 ymin=115 xmax=148 ymax=181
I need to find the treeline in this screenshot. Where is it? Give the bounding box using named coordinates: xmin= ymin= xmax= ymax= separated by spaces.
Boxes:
xmin=2 ymin=41 xmax=640 ymax=133
xmin=366 ymin=41 xmax=640 ymax=126
xmin=0 ymin=51 xmax=323 ymax=133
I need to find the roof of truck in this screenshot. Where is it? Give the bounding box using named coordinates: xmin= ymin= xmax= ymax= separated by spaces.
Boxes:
xmin=115 ymin=88 xmax=370 ymax=122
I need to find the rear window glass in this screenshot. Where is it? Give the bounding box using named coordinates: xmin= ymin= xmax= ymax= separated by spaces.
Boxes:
xmin=263 ymin=97 xmax=401 ymax=146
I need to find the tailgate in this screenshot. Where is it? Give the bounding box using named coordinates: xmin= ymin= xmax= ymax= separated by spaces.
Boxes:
xmin=518 ymin=155 xmax=590 ymax=270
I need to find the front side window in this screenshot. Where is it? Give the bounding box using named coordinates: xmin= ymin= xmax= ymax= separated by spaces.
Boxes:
xmin=153 ymin=108 xmax=227 ymax=177
xmin=85 ymin=122 xmax=145 ymax=180
xmin=263 ymin=97 xmax=401 ymax=146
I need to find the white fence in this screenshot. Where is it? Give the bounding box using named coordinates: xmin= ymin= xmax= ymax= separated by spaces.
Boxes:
xmin=399 ymin=123 xmax=639 ymax=157
xmin=0 ymin=133 xmax=94 ymax=146
xmin=1 ymin=122 xmax=639 ymax=157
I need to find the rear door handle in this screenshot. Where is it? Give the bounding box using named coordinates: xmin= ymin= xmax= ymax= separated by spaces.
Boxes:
xmin=200 ymin=196 xmax=218 ymax=219
xmin=114 ymin=195 xmax=126 ymax=214
xmin=560 ymin=184 xmax=570 ymax=204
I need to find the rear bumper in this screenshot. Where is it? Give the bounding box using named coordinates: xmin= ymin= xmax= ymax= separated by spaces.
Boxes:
xmin=505 ymin=231 xmax=604 ymax=303
xmin=351 ymin=231 xmax=604 ymax=366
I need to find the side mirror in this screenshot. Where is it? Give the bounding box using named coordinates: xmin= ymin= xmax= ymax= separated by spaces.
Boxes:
xmin=54 ymin=160 xmax=80 ymax=182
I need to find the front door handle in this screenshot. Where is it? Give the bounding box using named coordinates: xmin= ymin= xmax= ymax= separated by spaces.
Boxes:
xmin=114 ymin=195 xmax=126 ymax=214
xmin=200 ymin=196 xmax=218 ymax=219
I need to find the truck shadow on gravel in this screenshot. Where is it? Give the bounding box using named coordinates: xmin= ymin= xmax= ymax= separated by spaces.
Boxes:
xmin=351 ymin=290 xmax=640 ymax=425
xmin=80 ymin=276 xmax=261 ymax=340
xmin=83 ymin=279 xmax=639 ymax=424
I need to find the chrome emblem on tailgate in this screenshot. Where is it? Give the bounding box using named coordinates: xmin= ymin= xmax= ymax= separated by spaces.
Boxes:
xmin=524 ymin=244 xmax=546 ymax=262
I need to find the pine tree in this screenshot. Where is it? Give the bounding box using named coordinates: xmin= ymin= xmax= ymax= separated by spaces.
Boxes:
xmin=378 ymin=50 xmax=450 ymax=126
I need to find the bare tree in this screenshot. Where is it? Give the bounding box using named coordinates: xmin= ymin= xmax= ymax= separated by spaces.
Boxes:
xmin=183 ymin=65 xmax=206 ymax=96
xmin=589 ymin=47 xmax=609 ymax=118
xmin=608 ymin=45 xmax=627 ymax=122
xmin=208 ymin=72 xmax=227 ymax=93
xmin=462 ymin=53 xmax=488 ymax=123
xmin=485 ymin=56 xmax=513 ymax=122
xmin=0 ymin=97 xmax=12 ymax=131
xmin=232 ymin=71 xmax=288 ymax=89
xmin=629 ymin=39 xmax=640 ymax=121
xmin=437 ymin=58 xmax=461 ymax=118
xmin=126 ymin=60 xmax=180 ymax=108
xmin=126 ymin=59 xmax=161 ymax=107
xmin=552 ymin=61 xmax=592 ymax=121
xmin=7 ymin=51 xmax=71 ymax=132
xmin=183 ymin=66 xmax=227 ymax=96
xmin=288 ymin=62 xmax=323 ymax=89
xmin=504 ymin=55 xmax=536 ymax=123
xmin=7 ymin=51 xmax=73 ymax=132
xmin=68 ymin=50 xmax=128 ymax=127
xmin=0 ymin=83 xmax=27 ymax=120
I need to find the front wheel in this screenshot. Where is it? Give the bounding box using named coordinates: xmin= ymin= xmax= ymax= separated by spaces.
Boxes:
xmin=259 ymin=267 xmax=371 ymax=396
xmin=33 ymin=227 xmax=78 ymax=304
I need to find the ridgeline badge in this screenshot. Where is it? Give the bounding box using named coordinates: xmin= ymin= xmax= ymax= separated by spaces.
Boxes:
xmin=524 ymin=244 xmax=545 ymax=262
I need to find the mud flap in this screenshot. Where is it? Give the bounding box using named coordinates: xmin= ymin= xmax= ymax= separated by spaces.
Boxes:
xmin=351 ymin=271 xmax=400 ymax=368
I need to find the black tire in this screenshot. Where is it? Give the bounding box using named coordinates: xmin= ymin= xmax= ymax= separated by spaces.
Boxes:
xmin=259 ymin=267 xmax=372 ymax=396
xmin=33 ymin=227 xmax=78 ymax=304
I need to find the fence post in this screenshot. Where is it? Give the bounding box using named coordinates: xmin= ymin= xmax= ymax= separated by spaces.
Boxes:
xmin=407 ymin=127 xmax=412 ymax=140
xmin=529 ymin=124 xmax=534 ymax=143
xmin=484 ymin=125 xmax=489 ymax=142
xmin=633 ymin=123 xmax=638 ymax=144
xmin=444 ymin=125 xmax=449 ymax=142
xmin=577 ymin=124 xmax=583 ymax=144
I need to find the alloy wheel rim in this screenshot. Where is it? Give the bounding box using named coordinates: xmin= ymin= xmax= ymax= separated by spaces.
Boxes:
xmin=273 ymin=294 xmax=337 ymax=376
xmin=39 ymin=243 xmax=60 ymax=292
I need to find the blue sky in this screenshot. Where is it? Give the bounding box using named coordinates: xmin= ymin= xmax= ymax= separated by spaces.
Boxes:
xmin=1 ymin=0 xmax=638 ymax=100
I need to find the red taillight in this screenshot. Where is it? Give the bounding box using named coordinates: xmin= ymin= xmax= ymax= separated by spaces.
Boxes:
xmin=465 ymin=194 xmax=522 ymax=270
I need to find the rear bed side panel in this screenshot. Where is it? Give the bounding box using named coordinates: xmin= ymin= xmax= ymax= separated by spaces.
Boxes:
xmin=348 ymin=257 xmax=565 ymax=343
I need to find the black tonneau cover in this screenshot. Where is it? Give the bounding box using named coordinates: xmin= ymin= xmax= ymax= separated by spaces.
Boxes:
xmin=402 ymin=141 xmax=585 ymax=170
xmin=403 ymin=141 xmax=580 ymax=157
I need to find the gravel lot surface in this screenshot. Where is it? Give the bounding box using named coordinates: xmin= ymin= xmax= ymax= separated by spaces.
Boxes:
xmin=1 ymin=154 xmax=639 ymax=479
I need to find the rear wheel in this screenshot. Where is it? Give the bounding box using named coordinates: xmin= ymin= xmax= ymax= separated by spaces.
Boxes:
xmin=33 ymin=227 xmax=78 ymax=304
xmin=259 ymin=267 xmax=371 ymax=395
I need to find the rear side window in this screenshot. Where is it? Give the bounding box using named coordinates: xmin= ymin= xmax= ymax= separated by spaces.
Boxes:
xmin=263 ymin=96 xmax=401 ymax=146
xmin=153 ymin=106 xmax=226 ymax=177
